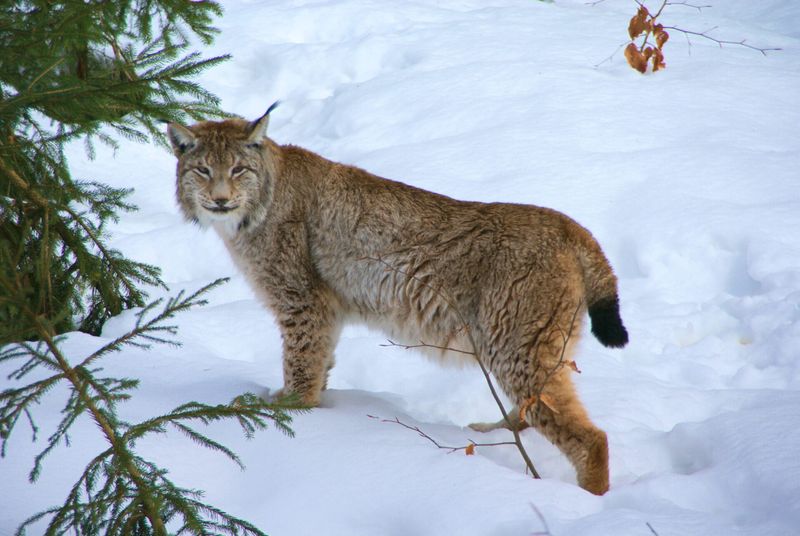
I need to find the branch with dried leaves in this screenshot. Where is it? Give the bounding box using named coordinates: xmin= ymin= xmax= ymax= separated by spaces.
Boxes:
xmin=593 ymin=1 xmax=781 ymax=72
xmin=625 ymin=2 xmax=671 ymax=72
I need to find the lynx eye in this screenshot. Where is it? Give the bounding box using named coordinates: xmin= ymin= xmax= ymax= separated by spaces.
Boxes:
xmin=231 ymin=165 xmax=247 ymax=176
xmin=194 ymin=166 xmax=211 ymax=177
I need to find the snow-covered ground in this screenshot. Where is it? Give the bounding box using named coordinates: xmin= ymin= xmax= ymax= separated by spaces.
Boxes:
xmin=3 ymin=1 xmax=800 ymax=534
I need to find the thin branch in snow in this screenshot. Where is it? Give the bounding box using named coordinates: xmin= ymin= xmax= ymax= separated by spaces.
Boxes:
xmin=666 ymin=1 xmax=711 ymax=12
xmin=371 ymin=416 xmax=516 ymax=454
xmin=380 ymin=339 xmax=475 ymax=356
xmin=530 ymin=503 xmax=554 ymax=536
xmin=661 ymin=25 xmax=782 ymax=55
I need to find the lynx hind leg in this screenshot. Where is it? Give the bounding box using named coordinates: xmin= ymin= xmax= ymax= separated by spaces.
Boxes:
xmin=521 ymin=367 xmax=609 ymax=495
xmin=485 ymin=293 xmax=610 ymax=495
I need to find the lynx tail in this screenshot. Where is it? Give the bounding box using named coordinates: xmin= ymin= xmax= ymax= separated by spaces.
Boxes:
xmin=588 ymin=297 xmax=628 ymax=348
xmin=573 ymin=229 xmax=629 ymax=349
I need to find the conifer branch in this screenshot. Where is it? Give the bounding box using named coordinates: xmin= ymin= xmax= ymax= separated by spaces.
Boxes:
xmin=2 ymin=278 xmax=297 ymax=534
xmin=26 ymin=314 xmax=169 ymax=533
xmin=0 ymin=156 xmax=50 ymax=207
xmin=1 ymin=2 xmax=298 ymax=533
xmin=0 ymin=0 xmax=231 ymax=341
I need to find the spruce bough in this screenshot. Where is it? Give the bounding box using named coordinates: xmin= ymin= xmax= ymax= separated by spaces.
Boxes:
xmin=1 ymin=2 xmax=301 ymax=534
xmin=0 ymin=0 xmax=230 ymax=342
xmin=1 ymin=279 xmax=301 ymax=535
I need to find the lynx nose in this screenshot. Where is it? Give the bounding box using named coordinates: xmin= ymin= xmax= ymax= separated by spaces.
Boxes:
xmin=213 ymin=198 xmax=229 ymax=208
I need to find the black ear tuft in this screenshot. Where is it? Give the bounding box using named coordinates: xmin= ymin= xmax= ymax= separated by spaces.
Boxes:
xmin=266 ymin=100 xmax=280 ymax=115
xmin=246 ymin=101 xmax=281 ymax=145
xmin=247 ymin=101 xmax=281 ymax=133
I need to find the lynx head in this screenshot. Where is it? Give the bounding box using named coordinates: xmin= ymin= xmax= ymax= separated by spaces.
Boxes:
xmin=167 ymin=103 xmax=279 ymax=233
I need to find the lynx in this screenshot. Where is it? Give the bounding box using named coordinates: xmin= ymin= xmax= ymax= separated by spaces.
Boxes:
xmin=167 ymin=105 xmax=628 ymax=495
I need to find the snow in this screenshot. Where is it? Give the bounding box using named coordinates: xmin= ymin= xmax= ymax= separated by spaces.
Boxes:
xmin=2 ymin=0 xmax=800 ymax=534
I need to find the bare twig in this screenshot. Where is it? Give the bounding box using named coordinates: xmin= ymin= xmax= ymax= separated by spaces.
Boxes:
xmin=541 ymin=298 xmax=582 ymax=388
xmin=666 ymin=1 xmax=710 ymax=12
xmin=635 ymin=0 xmax=668 ymax=20
xmin=595 ymin=41 xmax=628 ymax=68
xmin=661 ymin=25 xmax=781 ymax=55
xmin=381 ymin=339 xmax=474 ymax=356
xmin=590 ymin=0 xmax=708 ymax=7
xmin=646 ymin=522 xmax=660 ymax=536
xmin=371 ymin=416 xmax=516 ymax=453
xmin=530 ymin=503 xmax=553 ymax=536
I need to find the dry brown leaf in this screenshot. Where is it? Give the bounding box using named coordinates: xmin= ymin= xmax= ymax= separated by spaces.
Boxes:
xmin=465 ymin=443 xmax=476 ymax=456
xmin=519 ymin=393 xmax=560 ymax=421
xmin=628 ymin=6 xmax=650 ymax=39
xmin=539 ymin=394 xmax=559 ymax=414
xmin=624 ymin=43 xmax=648 ymax=74
xmin=652 ymin=48 xmax=666 ymax=72
xmin=567 ymin=360 xmax=582 ymax=374
xmin=656 ymin=28 xmax=670 ymax=50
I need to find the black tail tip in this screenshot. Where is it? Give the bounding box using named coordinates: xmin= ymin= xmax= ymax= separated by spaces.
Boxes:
xmin=589 ymin=297 xmax=629 ymax=348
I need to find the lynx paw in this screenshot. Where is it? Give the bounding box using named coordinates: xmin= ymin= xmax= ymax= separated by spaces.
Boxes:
xmin=270 ymin=387 xmax=321 ymax=407
xmin=577 ymin=430 xmax=610 ymax=495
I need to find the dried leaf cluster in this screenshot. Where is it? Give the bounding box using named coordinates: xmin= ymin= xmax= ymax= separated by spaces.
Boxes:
xmin=625 ymin=4 xmax=670 ymax=73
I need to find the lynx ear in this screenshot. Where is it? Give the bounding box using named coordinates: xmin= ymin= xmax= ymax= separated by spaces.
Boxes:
xmin=246 ymin=101 xmax=280 ymax=146
xmin=167 ymin=123 xmax=197 ymax=156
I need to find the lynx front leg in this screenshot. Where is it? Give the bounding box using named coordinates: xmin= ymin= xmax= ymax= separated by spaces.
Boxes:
xmin=275 ymin=291 xmax=340 ymax=407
